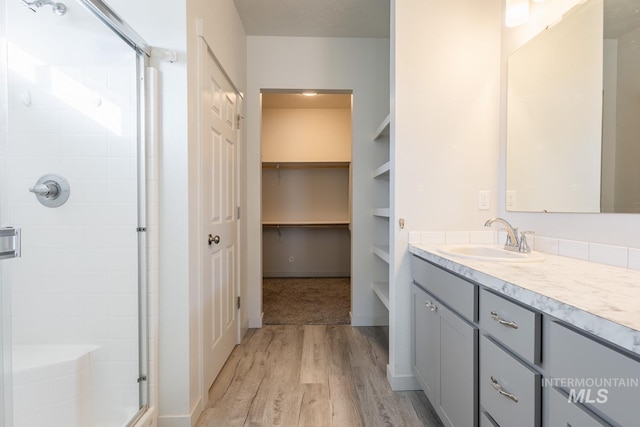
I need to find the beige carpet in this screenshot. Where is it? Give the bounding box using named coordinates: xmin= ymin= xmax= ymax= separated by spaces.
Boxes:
xmin=262 ymin=277 xmax=351 ymax=325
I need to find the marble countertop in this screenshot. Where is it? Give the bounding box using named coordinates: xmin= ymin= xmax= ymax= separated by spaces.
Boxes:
xmin=409 ymin=244 xmax=640 ymax=357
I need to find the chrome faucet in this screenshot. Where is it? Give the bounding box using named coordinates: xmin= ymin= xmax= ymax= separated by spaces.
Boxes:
xmin=484 ymin=217 xmax=531 ymax=253
xmin=21 ymin=0 xmax=67 ymax=15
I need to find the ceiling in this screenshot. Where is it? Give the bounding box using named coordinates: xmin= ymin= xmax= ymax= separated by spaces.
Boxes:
xmin=233 ymin=0 xmax=390 ymax=38
xmin=604 ymin=0 xmax=640 ymax=39
xmin=262 ymin=92 xmax=352 ymax=109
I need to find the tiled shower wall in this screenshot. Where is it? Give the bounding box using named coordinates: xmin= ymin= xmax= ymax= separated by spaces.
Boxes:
xmin=7 ymin=4 xmax=141 ymax=425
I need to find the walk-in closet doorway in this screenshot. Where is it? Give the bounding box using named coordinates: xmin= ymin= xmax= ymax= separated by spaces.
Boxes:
xmin=260 ymin=91 xmax=352 ymax=325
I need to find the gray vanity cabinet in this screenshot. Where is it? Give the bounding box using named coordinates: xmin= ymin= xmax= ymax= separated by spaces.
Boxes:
xmin=412 ymin=284 xmax=440 ymax=400
xmin=547 ymin=321 xmax=640 ymax=427
xmin=479 ymin=289 xmax=542 ymax=427
xmin=411 ymin=259 xmax=478 ymax=427
xmin=480 ymin=335 xmax=540 ymax=427
xmin=410 ymin=251 xmax=640 ymax=427
xmin=547 ymin=387 xmax=609 ymax=427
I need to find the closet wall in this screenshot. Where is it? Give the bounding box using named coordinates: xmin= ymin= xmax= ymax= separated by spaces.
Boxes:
xmin=261 ymin=93 xmax=352 ymax=277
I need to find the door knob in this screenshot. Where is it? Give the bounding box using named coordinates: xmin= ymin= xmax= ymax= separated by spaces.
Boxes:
xmin=208 ymin=234 xmax=220 ymax=245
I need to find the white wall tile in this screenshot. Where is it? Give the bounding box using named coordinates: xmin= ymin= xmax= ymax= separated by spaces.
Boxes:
xmin=53 ymin=375 xmax=77 ymax=403
xmin=420 ymin=231 xmax=446 ymax=244
xmin=628 ymin=248 xmax=640 ymax=271
xmin=533 ymin=236 xmax=559 ymax=255
xmin=496 ymin=229 xmax=508 ymax=246
xmin=59 ymin=135 xmax=85 ymax=157
xmin=469 ymin=231 xmax=496 ymax=244
xmin=558 ymin=239 xmax=589 ymax=260
xmin=8 ymin=41 xmax=140 ymax=426
xmin=445 ymin=231 xmax=470 ymax=244
xmin=83 ymin=158 xmax=108 ymax=180
xmin=83 ymin=134 xmax=108 ymax=157
xmin=589 ymin=243 xmax=628 ymax=268
xmin=408 ymin=231 xmax=421 ymax=244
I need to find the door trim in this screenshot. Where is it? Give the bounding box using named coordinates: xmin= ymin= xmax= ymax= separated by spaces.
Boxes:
xmin=195 ymin=33 xmax=243 ymax=407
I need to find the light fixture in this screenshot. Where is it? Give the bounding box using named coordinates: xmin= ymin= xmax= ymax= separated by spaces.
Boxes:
xmin=301 ymin=91 xmax=317 ymax=97
xmin=505 ymin=0 xmax=530 ymax=27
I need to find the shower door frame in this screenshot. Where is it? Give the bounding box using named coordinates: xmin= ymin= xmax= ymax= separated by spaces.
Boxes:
xmin=1 ymin=0 xmax=152 ymax=425
xmin=1 ymin=0 xmax=12 ymax=425
xmin=77 ymin=0 xmax=153 ymax=423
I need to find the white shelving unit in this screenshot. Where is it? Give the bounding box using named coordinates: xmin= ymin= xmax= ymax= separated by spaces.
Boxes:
xmin=373 ymin=208 xmax=390 ymax=218
xmin=373 ymin=161 xmax=391 ymax=179
xmin=373 ymin=114 xmax=390 ymax=140
xmin=372 ymin=114 xmax=390 ymax=311
xmin=372 ymin=281 xmax=390 ymax=310
xmin=372 ymin=245 xmax=390 ymax=263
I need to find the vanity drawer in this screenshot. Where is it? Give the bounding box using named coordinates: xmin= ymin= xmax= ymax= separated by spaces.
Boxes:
xmin=480 ymin=335 xmax=540 ymax=427
xmin=479 ymin=289 xmax=541 ymax=364
xmin=547 ymin=321 xmax=640 ymax=427
xmin=410 ymin=255 xmax=477 ymax=321
xmin=547 ymin=387 xmax=609 ymax=427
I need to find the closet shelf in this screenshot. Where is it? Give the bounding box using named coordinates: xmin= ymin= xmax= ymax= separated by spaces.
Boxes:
xmin=373 ymin=114 xmax=390 ymax=141
xmin=372 ymin=282 xmax=390 ymax=310
xmin=373 ymin=208 xmax=390 ymax=218
xmin=262 ymin=161 xmax=350 ymax=169
xmin=373 ymin=161 xmax=391 ymax=179
xmin=262 ymin=220 xmax=350 ymax=228
xmin=373 ymin=245 xmax=390 ymax=263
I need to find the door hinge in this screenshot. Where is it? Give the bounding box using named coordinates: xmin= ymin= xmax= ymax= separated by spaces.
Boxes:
xmin=236 ymin=114 xmax=243 ymax=130
xmin=237 ymin=296 xmax=241 ymax=310
xmin=236 ymin=206 xmax=241 ymax=219
xmin=136 ymin=227 xmax=147 ymax=232
xmin=137 ymin=375 xmax=147 ymax=383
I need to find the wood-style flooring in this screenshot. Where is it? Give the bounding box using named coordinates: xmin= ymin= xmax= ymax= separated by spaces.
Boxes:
xmin=196 ymin=325 xmax=443 ymax=427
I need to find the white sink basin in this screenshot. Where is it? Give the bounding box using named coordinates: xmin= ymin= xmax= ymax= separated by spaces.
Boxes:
xmin=437 ymin=245 xmax=545 ymax=262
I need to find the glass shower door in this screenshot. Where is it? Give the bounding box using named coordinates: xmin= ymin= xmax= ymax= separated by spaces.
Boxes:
xmin=5 ymin=0 xmax=148 ymax=425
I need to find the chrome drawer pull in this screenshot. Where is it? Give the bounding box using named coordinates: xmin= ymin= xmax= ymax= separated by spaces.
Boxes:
xmin=490 ymin=311 xmax=518 ymax=329
xmin=425 ymin=300 xmax=438 ymax=312
xmin=490 ymin=376 xmax=519 ymax=403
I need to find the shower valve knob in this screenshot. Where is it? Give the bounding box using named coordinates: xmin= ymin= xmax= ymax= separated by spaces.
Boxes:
xmin=29 ymin=174 xmax=70 ymax=208
xmin=29 ymin=183 xmax=59 ymax=197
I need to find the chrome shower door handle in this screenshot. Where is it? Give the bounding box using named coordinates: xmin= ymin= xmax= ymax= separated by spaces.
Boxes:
xmin=0 ymin=227 xmax=21 ymax=260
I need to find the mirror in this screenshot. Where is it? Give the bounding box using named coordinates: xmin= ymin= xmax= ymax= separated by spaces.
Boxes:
xmin=506 ymin=0 xmax=640 ymax=213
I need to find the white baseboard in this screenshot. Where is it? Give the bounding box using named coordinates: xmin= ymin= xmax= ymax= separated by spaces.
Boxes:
xmin=386 ymin=365 xmax=420 ymax=391
xmin=350 ymin=314 xmax=389 ymax=326
xmin=133 ymin=407 xmax=157 ymax=427
xmin=157 ymin=415 xmax=190 ymax=427
xmin=263 ymin=272 xmax=350 ymax=278
xmin=248 ymin=312 xmax=263 ymax=328
xmin=157 ymin=397 xmax=203 ymax=427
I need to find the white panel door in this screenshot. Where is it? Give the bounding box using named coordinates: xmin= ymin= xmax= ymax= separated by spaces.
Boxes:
xmin=200 ymin=42 xmax=239 ymax=390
